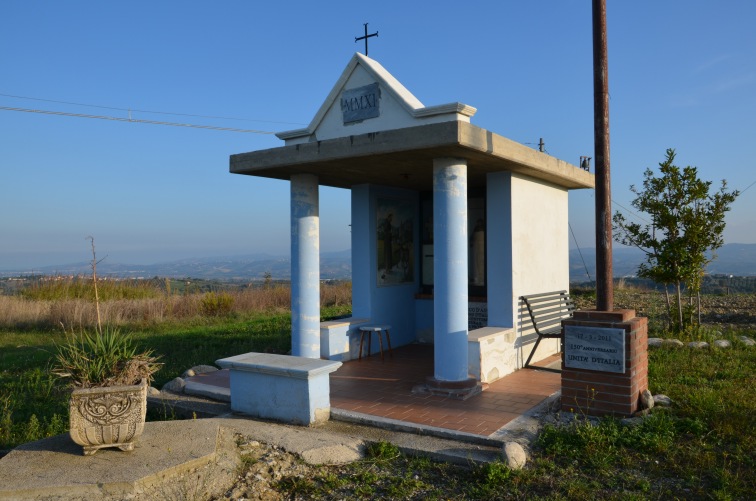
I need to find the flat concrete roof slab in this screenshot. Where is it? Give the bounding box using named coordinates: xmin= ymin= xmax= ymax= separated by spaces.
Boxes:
xmin=231 ymin=121 xmax=594 ymax=191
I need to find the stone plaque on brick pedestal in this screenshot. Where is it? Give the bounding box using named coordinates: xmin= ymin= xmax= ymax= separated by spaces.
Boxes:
xmin=564 ymin=325 xmax=625 ymax=373
xmin=561 ymin=309 xmax=649 ymax=417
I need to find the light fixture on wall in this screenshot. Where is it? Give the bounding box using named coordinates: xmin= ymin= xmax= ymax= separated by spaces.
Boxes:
xmin=580 ymin=156 xmax=591 ymax=171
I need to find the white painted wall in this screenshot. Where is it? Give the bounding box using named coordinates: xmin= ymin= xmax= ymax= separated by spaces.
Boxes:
xmin=510 ymin=174 xmax=570 ymax=364
xmin=315 ymin=65 xmax=415 ymax=140
xmin=511 ymin=174 xmax=569 ymax=300
xmin=280 ymin=54 xmax=475 ymax=145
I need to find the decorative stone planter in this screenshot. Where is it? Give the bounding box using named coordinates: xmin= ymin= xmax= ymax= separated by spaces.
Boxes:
xmin=69 ymin=380 xmax=148 ymax=455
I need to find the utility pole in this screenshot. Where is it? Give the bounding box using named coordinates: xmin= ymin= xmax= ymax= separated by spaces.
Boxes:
xmin=592 ymin=0 xmax=613 ymax=311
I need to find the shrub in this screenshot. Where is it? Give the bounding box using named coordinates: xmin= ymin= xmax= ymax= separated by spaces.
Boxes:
xmin=200 ymin=292 xmax=234 ymax=317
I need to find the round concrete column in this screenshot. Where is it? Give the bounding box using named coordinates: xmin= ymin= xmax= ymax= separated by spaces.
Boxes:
xmin=290 ymin=173 xmax=320 ymax=358
xmin=432 ymin=158 xmax=469 ymax=382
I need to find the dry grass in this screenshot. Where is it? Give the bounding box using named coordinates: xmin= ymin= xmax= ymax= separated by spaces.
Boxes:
xmin=0 ymin=281 xmax=352 ymax=330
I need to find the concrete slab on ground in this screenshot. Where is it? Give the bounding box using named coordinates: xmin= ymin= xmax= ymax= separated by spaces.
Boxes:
xmin=0 ymin=412 xmax=506 ymax=500
xmin=0 ymin=419 xmax=236 ymax=501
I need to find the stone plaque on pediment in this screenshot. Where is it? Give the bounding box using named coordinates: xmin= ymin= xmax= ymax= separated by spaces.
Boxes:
xmin=341 ymin=83 xmax=380 ymax=124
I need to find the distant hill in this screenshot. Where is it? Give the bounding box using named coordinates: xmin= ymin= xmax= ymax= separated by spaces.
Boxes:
xmin=2 ymin=244 xmax=754 ymax=281
xmin=569 ymin=243 xmax=756 ymax=282
xmin=0 ymin=250 xmax=352 ymax=281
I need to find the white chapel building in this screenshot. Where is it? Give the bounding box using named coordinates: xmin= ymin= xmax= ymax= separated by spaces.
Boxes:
xmin=230 ymin=53 xmax=594 ymax=390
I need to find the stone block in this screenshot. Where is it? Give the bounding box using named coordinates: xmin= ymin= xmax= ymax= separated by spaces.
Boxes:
xmin=217 ymin=353 xmax=342 ymax=426
xmin=319 ymin=317 xmax=369 ymax=361
xmin=468 ymin=327 xmax=517 ymax=383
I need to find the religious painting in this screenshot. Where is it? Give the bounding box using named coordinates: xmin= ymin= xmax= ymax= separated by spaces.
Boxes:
xmin=376 ymin=197 xmax=414 ymax=286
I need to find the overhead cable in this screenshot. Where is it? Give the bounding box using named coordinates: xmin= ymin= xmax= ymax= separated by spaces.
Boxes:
xmin=569 ymin=222 xmax=592 ymax=282
xmin=0 ymin=106 xmax=276 ymax=134
xmin=0 ymin=92 xmax=306 ymax=126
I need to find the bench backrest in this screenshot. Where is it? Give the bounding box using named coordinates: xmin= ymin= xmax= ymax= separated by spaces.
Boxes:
xmin=520 ymin=290 xmax=575 ymax=336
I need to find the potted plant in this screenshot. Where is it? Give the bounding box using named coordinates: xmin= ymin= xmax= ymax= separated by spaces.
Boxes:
xmin=53 ymin=327 xmax=162 ymax=455
xmin=52 ymin=237 xmax=161 ymax=455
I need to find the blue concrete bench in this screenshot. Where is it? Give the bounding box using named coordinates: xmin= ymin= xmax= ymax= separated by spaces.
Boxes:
xmin=319 ymin=317 xmax=369 ymax=361
xmin=216 ymin=353 xmax=342 ymax=425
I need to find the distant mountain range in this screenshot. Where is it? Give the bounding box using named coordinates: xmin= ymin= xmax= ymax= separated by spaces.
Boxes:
xmin=0 ymin=250 xmax=352 ymax=281
xmin=2 ymin=244 xmax=755 ymax=281
xmin=569 ymin=243 xmax=756 ymax=281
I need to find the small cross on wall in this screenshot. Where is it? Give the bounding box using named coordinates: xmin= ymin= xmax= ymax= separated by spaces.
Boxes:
xmin=355 ymin=23 xmax=378 ymax=56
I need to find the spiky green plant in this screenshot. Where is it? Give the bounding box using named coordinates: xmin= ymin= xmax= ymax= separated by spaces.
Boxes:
xmin=53 ymin=327 xmax=161 ymax=388
xmin=52 ymin=237 xmax=161 ymax=389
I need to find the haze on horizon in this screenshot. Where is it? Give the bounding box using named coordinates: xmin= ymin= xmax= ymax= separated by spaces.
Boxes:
xmin=2 ymin=2 xmax=755 ymax=270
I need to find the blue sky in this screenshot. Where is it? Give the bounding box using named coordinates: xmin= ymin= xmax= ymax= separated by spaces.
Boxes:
xmin=2 ymin=1 xmax=755 ymax=270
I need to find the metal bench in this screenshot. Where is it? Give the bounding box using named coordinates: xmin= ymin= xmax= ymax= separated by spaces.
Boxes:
xmin=520 ymin=290 xmax=576 ymax=372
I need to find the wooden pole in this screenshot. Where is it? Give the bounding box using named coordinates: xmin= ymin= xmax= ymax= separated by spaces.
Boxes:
xmin=592 ymin=0 xmax=613 ymax=311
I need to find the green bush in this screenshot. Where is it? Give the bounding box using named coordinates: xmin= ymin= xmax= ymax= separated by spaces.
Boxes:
xmin=200 ymin=292 xmax=234 ymax=317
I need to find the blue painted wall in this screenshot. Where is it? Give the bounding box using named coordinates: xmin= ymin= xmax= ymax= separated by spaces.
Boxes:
xmin=351 ymin=184 xmax=373 ymax=320
xmin=486 ymin=172 xmax=514 ymax=327
xmin=414 ymin=298 xmax=434 ymax=343
xmin=351 ymin=184 xmax=419 ymax=354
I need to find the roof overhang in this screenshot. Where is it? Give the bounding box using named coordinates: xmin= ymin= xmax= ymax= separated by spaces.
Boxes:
xmin=231 ymin=121 xmax=594 ymax=191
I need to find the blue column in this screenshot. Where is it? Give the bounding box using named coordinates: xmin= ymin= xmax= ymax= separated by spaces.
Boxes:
xmin=291 ymin=173 xmax=320 ymax=358
xmin=433 ymin=158 xmax=469 ymax=382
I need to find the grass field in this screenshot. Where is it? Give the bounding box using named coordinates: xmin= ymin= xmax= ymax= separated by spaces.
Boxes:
xmin=0 ymin=280 xmax=350 ymax=451
xmin=1 ymin=281 xmax=754 ymax=499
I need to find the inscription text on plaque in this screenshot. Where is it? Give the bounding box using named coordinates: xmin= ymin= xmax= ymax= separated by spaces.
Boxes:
xmin=564 ymin=325 xmax=625 ymax=373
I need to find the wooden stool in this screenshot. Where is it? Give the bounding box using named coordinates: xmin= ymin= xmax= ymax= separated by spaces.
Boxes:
xmin=358 ymin=325 xmax=392 ymax=361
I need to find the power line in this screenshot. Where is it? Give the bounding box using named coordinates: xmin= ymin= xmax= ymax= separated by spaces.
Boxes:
xmin=611 ymin=199 xmax=651 ymax=225
xmin=611 ymin=177 xmax=753 ymax=225
xmin=569 ymin=222 xmax=592 ymax=282
xmin=0 ymin=92 xmax=307 ymax=126
xmin=0 ymin=106 xmax=276 ymax=134
xmin=738 ymin=179 xmax=756 ymax=195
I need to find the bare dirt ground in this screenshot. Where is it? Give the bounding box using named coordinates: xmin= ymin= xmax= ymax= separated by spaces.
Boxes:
xmin=573 ymin=288 xmax=756 ymax=328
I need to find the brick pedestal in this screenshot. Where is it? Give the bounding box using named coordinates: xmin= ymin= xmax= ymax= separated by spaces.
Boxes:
xmin=561 ymin=309 xmax=648 ymax=417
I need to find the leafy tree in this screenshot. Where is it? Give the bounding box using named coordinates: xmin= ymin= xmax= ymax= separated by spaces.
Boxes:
xmin=612 ymin=149 xmax=738 ymax=331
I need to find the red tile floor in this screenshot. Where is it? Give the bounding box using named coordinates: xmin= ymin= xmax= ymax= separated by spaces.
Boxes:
xmin=330 ymin=344 xmax=561 ymax=436
xmin=191 ymin=344 xmax=562 ymax=438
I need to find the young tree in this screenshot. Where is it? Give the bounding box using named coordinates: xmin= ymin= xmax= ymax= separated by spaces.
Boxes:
xmin=612 ymin=149 xmax=739 ymax=331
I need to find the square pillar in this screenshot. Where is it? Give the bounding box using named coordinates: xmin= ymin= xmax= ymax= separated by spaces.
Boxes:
xmin=485 ymin=171 xmax=513 ymax=327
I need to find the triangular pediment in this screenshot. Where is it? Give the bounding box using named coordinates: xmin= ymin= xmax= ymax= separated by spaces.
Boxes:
xmin=277 ymin=53 xmax=476 ymax=145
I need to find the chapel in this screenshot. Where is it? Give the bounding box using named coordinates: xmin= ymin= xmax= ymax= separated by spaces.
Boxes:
xmin=230 ymin=53 xmax=594 ymax=391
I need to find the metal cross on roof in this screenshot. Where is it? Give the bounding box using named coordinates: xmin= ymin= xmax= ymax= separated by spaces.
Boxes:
xmin=355 ymin=23 xmax=378 ymax=56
